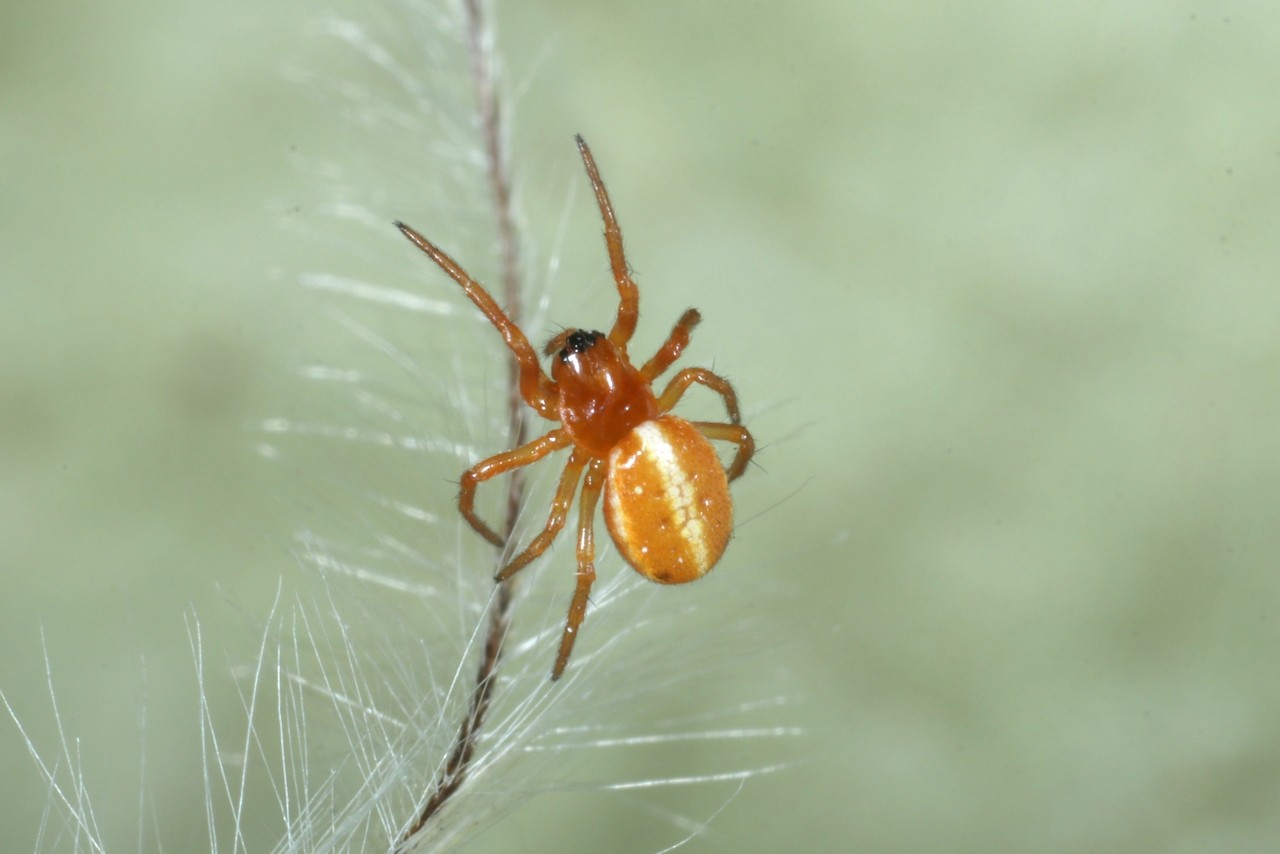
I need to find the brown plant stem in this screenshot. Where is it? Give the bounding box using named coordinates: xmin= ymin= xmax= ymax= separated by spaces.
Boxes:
xmin=399 ymin=0 xmax=527 ymax=846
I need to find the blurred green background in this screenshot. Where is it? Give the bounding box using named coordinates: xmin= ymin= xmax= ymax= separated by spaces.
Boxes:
xmin=4 ymin=0 xmax=1280 ymax=850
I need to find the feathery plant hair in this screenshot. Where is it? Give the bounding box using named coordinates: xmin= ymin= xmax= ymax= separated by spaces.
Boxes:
xmin=3 ymin=2 xmax=799 ymax=850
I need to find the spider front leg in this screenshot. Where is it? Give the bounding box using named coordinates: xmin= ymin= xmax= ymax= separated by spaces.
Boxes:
xmin=459 ymin=429 xmax=571 ymax=547
xmin=575 ymin=135 xmax=640 ymax=351
xmin=640 ymin=308 xmax=701 ymax=381
xmin=496 ymin=451 xmax=587 ymax=582
xmin=692 ymin=421 xmax=755 ymax=482
xmin=552 ymin=457 xmax=607 ymax=680
xmin=657 ymin=367 xmax=742 ymax=424
xmin=396 ymin=220 xmax=559 ymax=419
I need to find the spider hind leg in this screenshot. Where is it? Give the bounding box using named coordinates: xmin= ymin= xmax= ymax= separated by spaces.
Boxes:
xmin=551 ymin=457 xmax=607 ymax=680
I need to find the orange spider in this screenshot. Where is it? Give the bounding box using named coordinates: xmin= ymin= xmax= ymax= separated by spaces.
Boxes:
xmin=395 ymin=135 xmax=754 ymax=680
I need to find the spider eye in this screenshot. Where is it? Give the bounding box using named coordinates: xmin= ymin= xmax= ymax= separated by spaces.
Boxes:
xmin=560 ymin=329 xmax=601 ymax=360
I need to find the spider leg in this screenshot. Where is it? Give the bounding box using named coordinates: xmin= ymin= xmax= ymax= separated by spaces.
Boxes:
xmin=460 ymin=429 xmax=571 ymax=547
xmin=395 ymin=220 xmax=559 ymax=419
xmin=575 ymin=135 xmax=640 ymax=351
xmin=551 ymin=456 xmax=606 ymax=680
xmin=639 ymin=308 xmax=701 ymax=381
xmin=691 ymin=421 xmax=755 ymax=482
xmin=495 ymin=450 xmax=587 ymax=582
xmin=656 ymin=367 xmax=742 ymax=424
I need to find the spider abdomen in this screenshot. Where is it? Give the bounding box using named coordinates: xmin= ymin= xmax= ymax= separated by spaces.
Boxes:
xmin=603 ymin=415 xmax=733 ymax=585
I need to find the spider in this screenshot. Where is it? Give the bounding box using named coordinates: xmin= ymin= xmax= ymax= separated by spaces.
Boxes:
xmin=395 ymin=135 xmax=754 ymax=680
